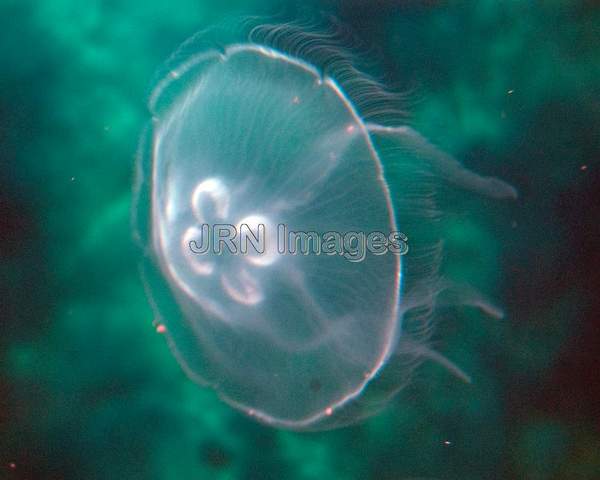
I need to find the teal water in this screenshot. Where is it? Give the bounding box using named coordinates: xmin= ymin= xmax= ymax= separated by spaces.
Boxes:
xmin=1 ymin=1 xmax=598 ymax=479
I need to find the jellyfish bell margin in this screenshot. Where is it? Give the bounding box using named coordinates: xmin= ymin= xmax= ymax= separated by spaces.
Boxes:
xmin=132 ymin=18 xmax=517 ymax=431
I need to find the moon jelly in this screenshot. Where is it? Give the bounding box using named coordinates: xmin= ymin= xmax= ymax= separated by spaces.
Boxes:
xmin=134 ymin=20 xmax=516 ymax=430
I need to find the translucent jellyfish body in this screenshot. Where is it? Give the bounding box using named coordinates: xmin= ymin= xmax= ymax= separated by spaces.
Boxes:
xmin=134 ymin=21 xmax=516 ymax=430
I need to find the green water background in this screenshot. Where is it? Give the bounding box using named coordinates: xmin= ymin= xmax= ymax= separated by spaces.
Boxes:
xmin=1 ymin=1 xmax=599 ymax=479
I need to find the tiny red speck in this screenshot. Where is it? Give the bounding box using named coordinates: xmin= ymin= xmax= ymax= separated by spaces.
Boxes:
xmin=156 ymin=324 xmax=166 ymax=333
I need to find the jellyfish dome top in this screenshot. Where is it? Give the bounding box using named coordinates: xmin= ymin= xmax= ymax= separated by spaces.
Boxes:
xmin=134 ymin=19 xmax=516 ymax=430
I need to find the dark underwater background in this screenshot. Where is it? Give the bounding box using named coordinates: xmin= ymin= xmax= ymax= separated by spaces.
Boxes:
xmin=1 ymin=1 xmax=599 ymax=479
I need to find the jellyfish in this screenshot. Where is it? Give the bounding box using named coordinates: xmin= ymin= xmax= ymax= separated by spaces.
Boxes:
xmin=133 ymin=19 xmax=516 ymax=430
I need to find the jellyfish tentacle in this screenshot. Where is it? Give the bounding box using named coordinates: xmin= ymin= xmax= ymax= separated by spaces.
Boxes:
xmin=395 ymin=337 xmax=472 ymax=384
xmin=401 ymin=278 xmax=505 ymax=321
xmin=394 ymin=278 xmax=503 ymax=385
xmin=434 ymin=280 xmax=505 ymax=319
xmin=366 ymin=124 xmax=518 ymax=200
